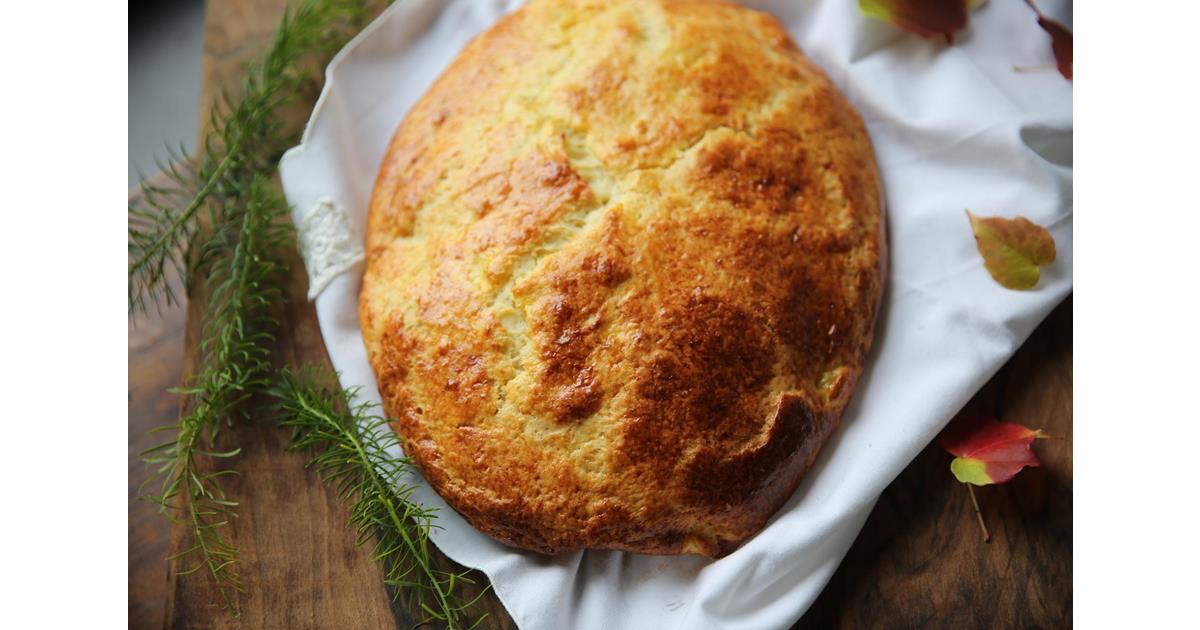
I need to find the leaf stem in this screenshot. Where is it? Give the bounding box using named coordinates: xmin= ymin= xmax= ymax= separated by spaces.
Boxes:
xmin=966 ymin=484 xmax=991 ymax=543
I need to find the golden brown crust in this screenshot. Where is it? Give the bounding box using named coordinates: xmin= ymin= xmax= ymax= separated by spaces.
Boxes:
xmin=360 ymin=0 xmax=886 ymax=557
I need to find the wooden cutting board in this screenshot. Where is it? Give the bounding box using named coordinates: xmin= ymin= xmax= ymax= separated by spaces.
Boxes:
xmin=127 ymin=1 xmax=1072 ymax=627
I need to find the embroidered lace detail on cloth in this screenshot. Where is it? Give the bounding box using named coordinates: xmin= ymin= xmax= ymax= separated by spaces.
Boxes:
xmin=296 ymin=197 xmax=364 ymax=301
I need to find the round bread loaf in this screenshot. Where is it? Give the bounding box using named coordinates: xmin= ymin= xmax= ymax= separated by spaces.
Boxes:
xmin=360 ymin=0 xmax=885 ymax=557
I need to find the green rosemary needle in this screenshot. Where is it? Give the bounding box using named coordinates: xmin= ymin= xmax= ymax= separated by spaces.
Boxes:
xmin=128 ymin=0 xmax=373 ymax=314
xmin=132 ymin=0 xmax=384 ymax=613
xmin=271 ymin=365 xmax=488 ymax=629
xmin=140 ymin=176 xmax=289 ymax=611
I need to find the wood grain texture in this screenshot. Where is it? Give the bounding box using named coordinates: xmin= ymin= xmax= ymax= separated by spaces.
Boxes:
xmin=129 ymin=171 xmax=186 ymax=629
xmin=127 ymin=1 xmax=1071 ymax=627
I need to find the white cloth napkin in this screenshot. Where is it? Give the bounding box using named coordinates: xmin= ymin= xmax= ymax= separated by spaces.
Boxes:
xmin=279 ymin=1 xmax=1072 ymax=628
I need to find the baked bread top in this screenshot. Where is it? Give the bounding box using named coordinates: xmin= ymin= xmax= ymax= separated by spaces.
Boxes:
xmin=360 ymin=0 xmax=885 ymax=557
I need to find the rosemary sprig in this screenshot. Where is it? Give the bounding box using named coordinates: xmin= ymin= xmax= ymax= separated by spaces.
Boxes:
xmin=128 ymin=0 xmax=372 ymax=314
xmin=271 ymin=366 xmax=488 ymax=629
xmin=140 ymin=176 xmax=290 ymax=611
xmin=133 ymin=0 xmax=382 ymax=612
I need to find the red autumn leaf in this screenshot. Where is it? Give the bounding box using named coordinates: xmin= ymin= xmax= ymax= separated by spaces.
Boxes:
xmin=1036 ymin=16 xmax=1072 ymax=79
xmin=859 ymin=0 xmax=976 ymax=44
xmin=937 ymin=415 xmax=1049 ymax=485
xmin=1025 ymin=0 xmax=1072 ymax=79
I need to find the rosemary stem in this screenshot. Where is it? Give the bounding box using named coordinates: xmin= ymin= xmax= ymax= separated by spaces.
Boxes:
xmin=135 ymin=0 xmax=394 ymax=614
xmin=188 ymin=467 xmax=239 ymax=612
xmin=129 ymin=146 xmax=240 ymax=277
xmin=294 ymin=391 xmax=460 ymax=627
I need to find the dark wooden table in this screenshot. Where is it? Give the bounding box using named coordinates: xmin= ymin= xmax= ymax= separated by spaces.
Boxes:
xmin=128 ymin=1 xmax=1072 ymax=627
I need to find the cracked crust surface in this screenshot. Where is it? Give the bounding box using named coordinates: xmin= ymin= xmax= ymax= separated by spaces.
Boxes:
xmin=360 ymin=0 xmax=885 ymax=557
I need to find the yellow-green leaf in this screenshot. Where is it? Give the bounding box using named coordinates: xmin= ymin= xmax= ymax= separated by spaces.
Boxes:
xmin=859 ymin=0 xmax=984 ymax=44
xmin=949 ymin=457 xmax=992 ymax=485
xmin=966 ymin=210 xmax=1057 ymax=290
